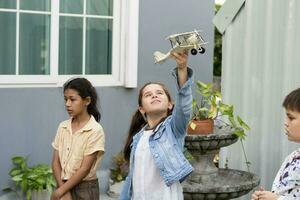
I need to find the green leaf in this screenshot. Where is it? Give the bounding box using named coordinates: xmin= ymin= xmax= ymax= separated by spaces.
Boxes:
xmin=21 ymin=179 xmax=27 ymax=193
xmin=237 ymin=116 xmax=250 ymax=131
xmin=215 ymin=91 xmax=222 ymax=98
xmin=189 ymin=122 xmax=197 ymax=130
xmin=234 ymin=129 xmax=246 ymax=139
xmin=198 ymin=107 xmax=208 ymax=113
xmin=198 ymin=107 xmax=209 ymax=119
xmin=48 ymin=176 xmax=56 ymax=187
xmin=206 ymin=83 xmax=213 ymax=90
xmin=12 ymin=157 xmax=26 ymax=166
xmin=9 ymin=168 xmax=22 ymax=177
xmin=208 ymin=109 xmax=217 ymax=119
xmin=2 ymin=187 xmax=12 ymax=193
xmin=20 ymin=162 xmax=27 ymax=171
xmin=224 ymin=105 xmax=234 ymax=116
xmin=192 ymin=99 xmax=197 ymax=109
xmin=211 ymin=98 xmax=217 ymax=107
xmin=11 ymin=174 xmax=23 ymax=182
xmin=116 ymin=174 xmax=123 ymax=181
xmin=183 ymin=148 xmax=194 ymax=161
xmin=46 ymin=183 xmax=54 ymax=193
xmin=228 ymin=116 xmax=237 ymax=128
xmin=196 ymin=81 xmax=208 ymax=89
xmin=36 ymin=178 xmax=46 ymax=185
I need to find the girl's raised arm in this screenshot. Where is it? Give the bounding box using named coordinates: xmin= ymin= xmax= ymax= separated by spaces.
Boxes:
xmin=170 ymin=51 xmax=193 ymax=139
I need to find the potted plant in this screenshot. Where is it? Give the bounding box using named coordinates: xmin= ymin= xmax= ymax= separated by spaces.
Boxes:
xmin=188 ymin=81 xmax=250 ymax=138
xmin=107 ymin=151 xmax=129 ymax=198
xmin=3 ymin=156 xmax=56 ymax=200
xmin=187 ymin=81 xmax=219 ymax=135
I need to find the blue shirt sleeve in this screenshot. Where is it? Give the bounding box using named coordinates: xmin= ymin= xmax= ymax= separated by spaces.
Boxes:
xmin=170 ymin=67 xmax=194 ymax=139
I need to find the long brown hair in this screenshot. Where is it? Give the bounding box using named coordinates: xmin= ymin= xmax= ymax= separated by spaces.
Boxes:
xmin=123 ymin=82 xmax=173 ymax=161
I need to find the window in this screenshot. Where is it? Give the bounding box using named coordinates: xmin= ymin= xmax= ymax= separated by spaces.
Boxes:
xmin=0 ymin=0 xmax=138 ymax=87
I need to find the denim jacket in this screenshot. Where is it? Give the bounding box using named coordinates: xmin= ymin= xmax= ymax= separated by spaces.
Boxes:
xmin=119 ymin=68 xmax=194 ymax=200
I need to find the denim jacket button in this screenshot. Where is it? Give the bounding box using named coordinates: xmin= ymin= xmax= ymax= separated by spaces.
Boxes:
xmin=155 ymin=154 xmax=159 ymax=158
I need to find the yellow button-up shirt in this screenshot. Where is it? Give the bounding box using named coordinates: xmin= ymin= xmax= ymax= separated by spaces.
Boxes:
xmin=52 ymin=116 xmax=105 ymax=181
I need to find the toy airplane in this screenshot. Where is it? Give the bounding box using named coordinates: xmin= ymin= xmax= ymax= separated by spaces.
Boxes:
xmin=154 ymin=30 xmax=208 ymax=64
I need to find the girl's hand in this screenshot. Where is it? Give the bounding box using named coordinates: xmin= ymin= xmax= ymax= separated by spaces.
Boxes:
xmin=171 ymin=51 xmax=188 ymax=70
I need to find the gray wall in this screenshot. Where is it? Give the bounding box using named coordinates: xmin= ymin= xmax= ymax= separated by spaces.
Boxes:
xmin=0 ymin=0 xmax=214 ymax=194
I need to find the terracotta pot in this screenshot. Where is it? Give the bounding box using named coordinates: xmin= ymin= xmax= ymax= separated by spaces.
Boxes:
xmin=187 ymin=119 xmax=214 ymax=135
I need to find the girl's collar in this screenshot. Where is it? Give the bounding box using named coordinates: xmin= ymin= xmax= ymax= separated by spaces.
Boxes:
xmin=145 ymin=124 xmax=154 ymax=131
xmin=145 ymin=116 xmax=168 ymax=132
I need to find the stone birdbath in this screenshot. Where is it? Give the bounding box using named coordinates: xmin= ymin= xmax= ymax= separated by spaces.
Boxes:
xmin=182 ymin=126 xmax=260 ymax=200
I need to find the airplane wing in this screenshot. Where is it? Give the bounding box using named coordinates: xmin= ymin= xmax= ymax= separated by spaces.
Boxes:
xmin=166 ymin=30 xmax=197 ymax=40
xmin=199 ymin=41 xmax=209 ymax=45
xmin=166 ymin=33 xmax=181 ymax=40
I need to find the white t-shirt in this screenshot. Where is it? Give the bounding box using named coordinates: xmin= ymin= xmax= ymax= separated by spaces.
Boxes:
xmin=132 ymin=130 xmax=183 ymax=200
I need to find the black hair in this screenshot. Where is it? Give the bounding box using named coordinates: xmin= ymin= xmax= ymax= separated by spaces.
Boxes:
xmin=63 ymin=77 xmax=101 ymax=122
xmin=282 ymin=87 xmax=300 ymax=112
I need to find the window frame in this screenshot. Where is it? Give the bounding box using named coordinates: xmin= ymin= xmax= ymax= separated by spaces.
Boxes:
xmin=0 ymin=0 xmax=138 ymax=88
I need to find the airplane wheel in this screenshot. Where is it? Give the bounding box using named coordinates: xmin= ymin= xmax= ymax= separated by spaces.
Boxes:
xmin=199 ymin=47 xmax=205 ymax=54
xmin=191 ymin=48 xmax=198 ymax=55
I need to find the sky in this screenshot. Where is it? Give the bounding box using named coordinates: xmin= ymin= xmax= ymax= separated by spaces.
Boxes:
xmin=215 ymin=0 xmax=226 ymax=5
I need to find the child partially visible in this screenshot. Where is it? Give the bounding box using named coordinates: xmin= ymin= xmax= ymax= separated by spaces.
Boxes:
xmin=251 ymin=88 xmax=300 ymax=200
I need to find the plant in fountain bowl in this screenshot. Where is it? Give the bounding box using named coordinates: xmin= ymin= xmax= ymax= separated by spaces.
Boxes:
xmin=188 ymin=81 xmax=250 ymax=137
xmin=187 ymin=81 xmax=221 ymax=135
xmin=187 ymin=81 xmax=252 ymax=169
xmin=3 ymin=156 xmax=56 ymax=200
xmin=107 ymin=151 xmax=129 ymax=198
